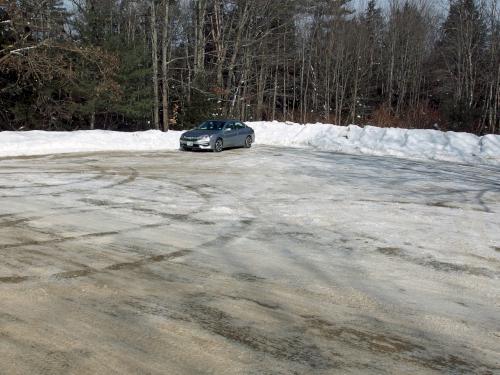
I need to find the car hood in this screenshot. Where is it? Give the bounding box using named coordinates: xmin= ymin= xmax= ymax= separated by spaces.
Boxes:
xmin=182 ymin=129 xmax=220 ymax=138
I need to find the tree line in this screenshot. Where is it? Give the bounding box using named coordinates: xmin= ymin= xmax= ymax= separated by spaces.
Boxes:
xmin=0 ymin=0 xmax=498 ymax=134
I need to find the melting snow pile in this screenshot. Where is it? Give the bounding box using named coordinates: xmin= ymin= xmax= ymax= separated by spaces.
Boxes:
xmin=0 ymin=122 xmax=499 ymax=165
xmin=249 ymin=121 xmax=500 ymax=165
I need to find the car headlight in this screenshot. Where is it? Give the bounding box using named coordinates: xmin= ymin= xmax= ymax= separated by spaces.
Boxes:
xmin=198 ymin=135 xmax=210 ymax=142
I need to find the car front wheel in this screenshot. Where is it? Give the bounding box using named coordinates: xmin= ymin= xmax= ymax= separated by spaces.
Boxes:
xmin=214 ymin=138 xmax=223 ymax=152
xmin=244 ymin=135 xmax=253 ymax=148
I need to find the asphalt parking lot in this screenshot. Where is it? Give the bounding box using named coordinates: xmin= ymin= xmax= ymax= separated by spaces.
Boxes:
xmin=1 ymin=146 xmax=499 ymax=374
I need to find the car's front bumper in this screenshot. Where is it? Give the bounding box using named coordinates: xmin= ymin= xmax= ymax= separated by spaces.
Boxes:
xmin=180 ymin=139 xmax=212 ymax=150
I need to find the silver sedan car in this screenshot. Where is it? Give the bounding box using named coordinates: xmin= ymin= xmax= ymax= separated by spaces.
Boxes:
xmin=180 ymin=120 xmax=255 ymax=152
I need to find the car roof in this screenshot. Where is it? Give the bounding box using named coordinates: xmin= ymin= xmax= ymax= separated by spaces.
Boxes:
xmin=205 ymin=119 xmax=243 ymax=122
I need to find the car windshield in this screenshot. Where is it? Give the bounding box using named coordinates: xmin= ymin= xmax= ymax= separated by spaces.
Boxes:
xmin=197 ymin=121 xmax=226 ymax=131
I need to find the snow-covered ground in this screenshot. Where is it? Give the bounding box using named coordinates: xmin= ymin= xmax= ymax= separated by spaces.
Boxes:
xmin=1 ymin=121 xmax=499 ymax=165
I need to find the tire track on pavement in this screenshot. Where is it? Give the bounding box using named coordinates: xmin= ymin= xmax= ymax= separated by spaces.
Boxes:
xmin=0 ymin=249 xmax=192 ymax=285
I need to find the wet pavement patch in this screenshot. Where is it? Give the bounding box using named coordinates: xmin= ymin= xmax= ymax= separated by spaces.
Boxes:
xmin=0 ymin=311 xmax=23 ymax=323
xmin=222 ymin=294 xmax=280 ymax=310
xmin=0 ymin=275 xmax=31 ymax=284
xmin=0 ymin=217 xmax=30 ymax=227
xmin=427 ymin=201 xmax=457 ymax=209
xmin=417 ymin=354 xmax=482 ymax=374
xmin=424 ymin=259 xmax=486 ymax=274
xmin=0 ymin=231 xmax=121 ymax=250
xmin=283 ymin=231 xmax=316 ymax=241
xmin=105 ymin=249 xmax=191 ymax=271
xmin=53 ymin=268 xmax=96 ymax=280
xmin=78 ymin=198 xmax=115 ymax=207
xmin=1 ymin=250 xmax=192 ymax=285
xmin=303 ymin=316 xmax=423 ymax=354
xmin=377 ymin=247 xmax=403 ymax=257
xmin=184 ymin=301 xmax=338 ymax=370
xmin=377 ymin=247 xmax=494 ymax=277
xmin=301 ymin=316 xmax=487 ymax=374
xmin=232 ymin=273 xmax=265 ymax=282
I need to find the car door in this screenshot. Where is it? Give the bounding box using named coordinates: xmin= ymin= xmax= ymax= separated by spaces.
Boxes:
xmin=234 ymin=122 xmax=247 ymax=145
xmin=223 ymin=121 xmax=238 ymax=147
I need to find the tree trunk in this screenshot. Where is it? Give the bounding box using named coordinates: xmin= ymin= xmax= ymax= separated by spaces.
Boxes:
xmin=90 ymin=111 xmax=95 ymax=130
xmin=225 ymin=2 xmax=250 ymax=100
xmin=161 ymin=0 xmax=170 ymax=132
xmin=272 ymin=47 xmax=279 ymax=121
xmin=282 ymin=34 xmax=287 ymax=121
xmin=151 ymin=0 xmax=160 ymax=130
xmin=194 ymin=0 xmax=207 ymax=80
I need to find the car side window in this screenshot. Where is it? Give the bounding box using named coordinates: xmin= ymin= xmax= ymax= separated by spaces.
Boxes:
xmin=235 ymin=122 xmax=244 ymax=129
xmin=224 ymin=121 xmax=234 ymax=130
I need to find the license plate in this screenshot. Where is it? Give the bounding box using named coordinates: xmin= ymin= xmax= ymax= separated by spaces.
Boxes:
xmin=187 ymin=141 xmax=193 ymax=146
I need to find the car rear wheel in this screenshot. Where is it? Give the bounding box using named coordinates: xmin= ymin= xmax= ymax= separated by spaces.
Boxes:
xmin=214 ymin=138 xmax=223 ymax=152
xmin=244 ymin=135 xmax=253 ymax=148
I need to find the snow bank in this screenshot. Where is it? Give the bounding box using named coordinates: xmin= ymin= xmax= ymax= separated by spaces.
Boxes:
xmin=0 ymin=122 xmax=499 ymax=165
xmin=0 ymin=130 xmax=181 ymax=157
xmin=248 ymin=121 xmax=500 ymax=165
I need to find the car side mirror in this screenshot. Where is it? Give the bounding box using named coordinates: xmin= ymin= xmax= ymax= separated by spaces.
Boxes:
xmin=225 ymin=127 xmax=232 ymax=131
